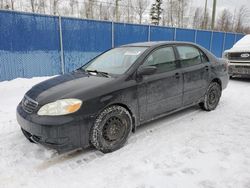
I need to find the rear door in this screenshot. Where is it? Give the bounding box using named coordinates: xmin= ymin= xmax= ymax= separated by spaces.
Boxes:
xmin=175 ymin=45 xmax=210 ymax=106
xmin=137 ymin=46 xmax=183 ymax=122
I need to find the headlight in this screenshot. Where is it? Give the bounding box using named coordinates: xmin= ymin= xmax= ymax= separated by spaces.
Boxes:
xmin=37 ymin=99 xmax=82 ymax=116
xmin=223 ymin=52 xmax=228 ymax=59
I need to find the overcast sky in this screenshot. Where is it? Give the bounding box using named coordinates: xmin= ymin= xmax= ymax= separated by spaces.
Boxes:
xmin=192 ymin=0 xmax=249 ymax=12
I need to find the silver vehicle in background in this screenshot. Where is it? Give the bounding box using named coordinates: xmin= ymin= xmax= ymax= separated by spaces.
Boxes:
xmin=223 ymin=35 xmax=250 ymax=77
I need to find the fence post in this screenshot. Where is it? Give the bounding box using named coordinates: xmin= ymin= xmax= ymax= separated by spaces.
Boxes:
xmin=209 ymin=31 xmax=214 ymax=51
xmin=234 ymin=33 xmax=237 ymax=43
xmin=222 ymin=32 xmax=226 ymax=52
xmin=148 ymin=25 xmax=151 ymax=41
xmin=58 ymin=15 xmax=65 ymax=74
xmin=112 ymin=21 xmax=114 ymax=48
xmin=174 ymin=28 xmax=177 ymax=41
xmin=194 ymin=29 xmax=198 ymax=43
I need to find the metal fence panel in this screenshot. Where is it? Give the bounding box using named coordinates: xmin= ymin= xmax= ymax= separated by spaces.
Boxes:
xmin=235 ymin=33 xmax=245 ymax=43
xmin=150 ymin=26 xmax=175 ymax=41
xmin=62 ymin=18 xmax=112 ymax=72
xmin=0 ymin=11 xmax=61 ymax=81
xmin=224 ymin=33 xmax=235 ymax=51
xmin=114 ymin=23 xmax=148 ymax=46
xmin=176 ymin=28 xmax=196 ymax=42
xmin=0 ymin=10 xmax=246 ymax=81
xmin=195 ymin=30 xmax=212 ymax=50
xmin=211 ymin=32 xmax=224 ymax=57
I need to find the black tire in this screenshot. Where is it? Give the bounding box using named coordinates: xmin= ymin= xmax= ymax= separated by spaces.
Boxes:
xmin=21 ymin=128 xmax=35 ymax=143
xmin=90 ymin=105 xmax=132 ymax=153
xmin=199 ymin=82 xmax=222 ymax=111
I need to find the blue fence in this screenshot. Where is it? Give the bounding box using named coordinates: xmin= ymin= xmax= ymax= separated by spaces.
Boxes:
xmin=0 ymin=10 xmax=245 ymax=81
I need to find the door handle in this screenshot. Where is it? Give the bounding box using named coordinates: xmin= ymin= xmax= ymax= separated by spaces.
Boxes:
xmin=205 ymin=66 xmax=209 ymax=71
xmin=175 ymin=72 xmax=180 ymax=79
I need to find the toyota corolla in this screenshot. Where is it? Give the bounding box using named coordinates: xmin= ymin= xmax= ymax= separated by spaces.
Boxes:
xmin=16 ymin=41 xmax=229 ymax=153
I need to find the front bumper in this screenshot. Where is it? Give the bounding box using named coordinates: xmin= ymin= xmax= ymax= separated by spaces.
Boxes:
xmin=229 ymin=62 xmax=250 ymax=76
xmin=16 ymin=103 xmax=94 ymax=153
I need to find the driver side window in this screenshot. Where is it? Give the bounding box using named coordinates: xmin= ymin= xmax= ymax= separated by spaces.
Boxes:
xmin=143 ymin=47 xmax=177 ymax=74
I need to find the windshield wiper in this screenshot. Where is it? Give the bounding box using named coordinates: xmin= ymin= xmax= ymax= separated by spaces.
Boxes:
xmin=86 ymin=70 xmax=110 ymax=77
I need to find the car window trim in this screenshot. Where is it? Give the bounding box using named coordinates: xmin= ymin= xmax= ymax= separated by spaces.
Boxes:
xmin=199 ymin=49 xmax=210 ymax=63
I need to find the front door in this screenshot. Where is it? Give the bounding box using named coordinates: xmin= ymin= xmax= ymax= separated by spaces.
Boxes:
xmin=137 ymin=46 xmax=183 ymax=122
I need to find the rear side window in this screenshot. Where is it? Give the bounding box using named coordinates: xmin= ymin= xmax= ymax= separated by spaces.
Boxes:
xmin=177 ymin=46 xmax=202 ymax=67
xmin=143 ymin=47 xmax=176 ymax=73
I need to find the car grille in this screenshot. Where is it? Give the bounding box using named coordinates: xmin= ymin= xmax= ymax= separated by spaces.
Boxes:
xmin=22 ymin=95 xmax=38 ymax=113
xmin=228 ymin=52 xmax=250 ymax=61
xmin=229 ymin=65 xmax=250 ymax=75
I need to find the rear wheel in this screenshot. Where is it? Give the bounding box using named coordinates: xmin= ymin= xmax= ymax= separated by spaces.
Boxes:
xmin=90 ymin=105 xmax=132 ymax=153
xmin=199 ymin=82 xmax=221 ymax=111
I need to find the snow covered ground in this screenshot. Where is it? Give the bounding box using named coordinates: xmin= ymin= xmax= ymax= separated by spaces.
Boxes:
xmin=1 ymin=77 xmax=250 ymax=188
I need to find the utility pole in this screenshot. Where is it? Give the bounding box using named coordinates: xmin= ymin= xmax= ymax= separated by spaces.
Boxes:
xmin=211 ymin=0 xmax=217 ymax=29
xmin=202 ymin=0 xmax=208 ymax=29
xmin=127 ymin=0 xmax=130 ymax=23
xmin=115 ymin=0 xmax=121 ymax=22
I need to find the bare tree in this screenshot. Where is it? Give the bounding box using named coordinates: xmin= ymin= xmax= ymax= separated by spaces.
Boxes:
xmin=161 ymin=3 xmax=168 ymax=26
xmin=177 ymin=0 xmax=190 ymax=27
xmin=216 ymin=9 xmax=232 ymax=32
xmin=30 ymin=0 xmax=36 ymax=12
xmin=166 ymin=0 xmax=174 ymax=26
xmin=50 ymin=0 xmax=61 ymax=15
xmin=0 ymin=0 xmax=4 ymax=9
xmin=29 ymin=0 xmax=47 ymax=13
xmin=164 ymin=0 xmax=179 ymax=27
xmin=69 ymin=0 xmax=78 ymax=16
xmin=10 ymin=0 xmax=15 ymax=10
xmin=30 ymin=0 xmax=39 ymax=13
xmin=201 ymin=11 xmax=210 ymax=29
xmin=115 ymin=0 xmax=122 ymax=21
xmin=84 ymin=0 xmax=94 ymax=19
xmin=124 ymin=0 xmax=132 ymax=23
xmin=99 ymin=2 xmax=112 ymax=20
xmin=133 ymin=0 xmax=149 ymax=24
xmin=39 ymin=0 xmax=47 ymax=14
xmin=192 ymin=7 xmax=203 ymax=29
xmin=234 ymin=6 xmax=249 ymax=33
xmin=243 ymin=26 xmax=250 ymax=34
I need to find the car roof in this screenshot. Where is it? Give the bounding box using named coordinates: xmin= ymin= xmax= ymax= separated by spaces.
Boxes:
xmin=121 ymin=41 xmax=219 ymax=63
xmin=122 ymin=41 xmax=197 ymax=47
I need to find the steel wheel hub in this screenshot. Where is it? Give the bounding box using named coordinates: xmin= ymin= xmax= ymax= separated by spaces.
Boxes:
xmin=103 ymin=116 xmax=126 ymax=142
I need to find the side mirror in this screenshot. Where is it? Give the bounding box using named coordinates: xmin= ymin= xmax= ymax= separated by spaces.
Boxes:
xmin=137 ymin=65 xmax=157 ymax=76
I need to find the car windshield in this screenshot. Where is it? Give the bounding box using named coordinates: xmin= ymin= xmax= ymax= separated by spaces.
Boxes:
xmin=83 ymin=47 xmax=148 ymax=75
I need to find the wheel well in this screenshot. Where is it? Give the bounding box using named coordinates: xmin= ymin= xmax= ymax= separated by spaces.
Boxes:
xmin=211 ymin=78 xmax=222 ymax=90
xmin=107 ymin=103 xmax=136 ymax=133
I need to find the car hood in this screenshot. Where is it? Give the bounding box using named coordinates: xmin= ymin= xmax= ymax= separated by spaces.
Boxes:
xmin=224 ymin=46 xmax=250 ymax=53
xmin=224 ymin=35 xmax=250 ymax=53
xmin=25 ymin=71 xmax=116 ymax=104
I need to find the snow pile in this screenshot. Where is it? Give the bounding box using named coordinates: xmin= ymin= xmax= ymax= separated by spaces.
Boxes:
xmin=0 ymin=77 xmax=250 ymax=188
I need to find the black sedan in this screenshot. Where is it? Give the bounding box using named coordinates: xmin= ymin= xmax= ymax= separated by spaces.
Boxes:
xmin=16 ymin=41 xmax=229 ymax=153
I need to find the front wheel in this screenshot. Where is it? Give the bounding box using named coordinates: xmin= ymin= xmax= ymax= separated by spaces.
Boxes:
xmin=90 ymin=105 xmax=132 ymax=153
xmin=199 ymin=82 xmax=222 ymax=111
